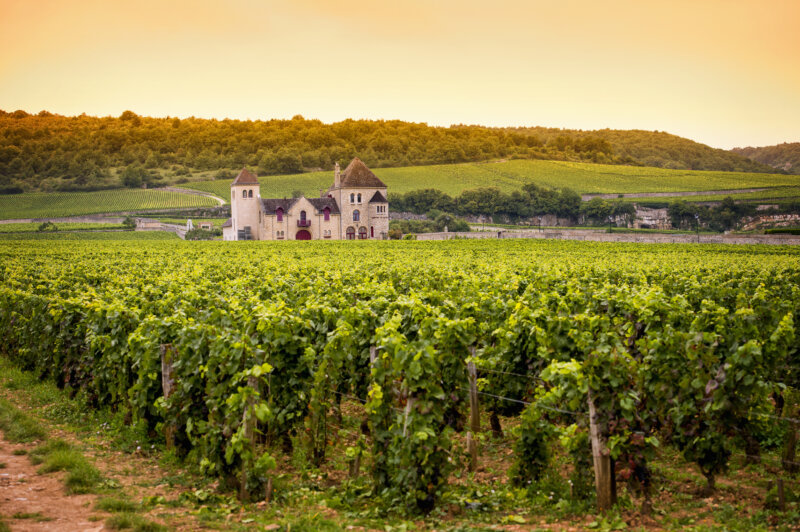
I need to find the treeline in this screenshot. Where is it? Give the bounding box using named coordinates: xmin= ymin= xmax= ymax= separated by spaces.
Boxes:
xmin=731 ymin=142 xmax=800 ymax=175
xmin=669 ymin=198 xmax=800 ymax=232
xmin=390 ymin=184 xmax=636 ymax=226
xmin=0 ymin=109 xmax=774 ymax=193
xmin=389 ymin=213 xmax=471 ymax=237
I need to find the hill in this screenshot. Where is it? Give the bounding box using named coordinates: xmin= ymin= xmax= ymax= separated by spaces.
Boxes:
xmin=187 ymin=159 xmax=800 ymax=202
xmin=0 ymin=109 xmax=774 ymax=194
xmin=731 ymin=142 xmax=800 ymax=174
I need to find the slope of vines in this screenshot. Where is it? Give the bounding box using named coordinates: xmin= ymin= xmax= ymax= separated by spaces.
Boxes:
xmin=0 ymin=239 xmax=798 ymax=515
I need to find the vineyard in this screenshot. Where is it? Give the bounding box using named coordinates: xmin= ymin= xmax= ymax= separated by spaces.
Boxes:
xmin=0 ymin=189 xmax=219 ymax=220
xmin=0 ymin=222 xmax=127 ymax=233
xmin=1 ymin=239 xmax=799 ymax=527
xmin=185 ymin=159 xmax=800 ymax=201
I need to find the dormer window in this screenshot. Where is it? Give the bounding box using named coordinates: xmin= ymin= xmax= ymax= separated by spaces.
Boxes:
xmin=276 ymin=207 xmax=283 ymax=222
xmin=300 ymin=210 xmax=306 ymax=222
xmin=353 ymin=209 xmax=360 ymax=222
xmin=323 ymin=207 xmax=330 ymax=221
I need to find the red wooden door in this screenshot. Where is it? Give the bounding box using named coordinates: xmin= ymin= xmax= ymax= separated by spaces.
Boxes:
xmin=296 ymin=230 xmax=311 ymax=240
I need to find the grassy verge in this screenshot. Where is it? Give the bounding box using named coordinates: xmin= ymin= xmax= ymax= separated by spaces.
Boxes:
xmin=0 ymin=397 xmax=47 ymax=442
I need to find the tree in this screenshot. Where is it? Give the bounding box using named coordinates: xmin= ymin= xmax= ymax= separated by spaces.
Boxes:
xmin=121 ymin=165 xmax=146 ymax=188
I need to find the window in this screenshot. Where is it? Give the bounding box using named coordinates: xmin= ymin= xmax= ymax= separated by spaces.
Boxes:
xmin=300 ymin=210 xmax=306 ymax=222
xmin=242 ymin=190 xmax=247 ymax=199
xmin=323 ymin=207 xmax=330 ymax=221
xmin=371 ymin=226 xmax=374 ymax=238
xmin=358 ymin=227 xmax=368 ymax=239
xmin=248 ymin=190 xmax=253 ymax=198
xmin=324 ymin=229 xmax=331 ymax=239
xmin=276 ymin=208 xmax=283 ymax=222
xmin=276 ymin=230 xmax=284 ymax=240
xmin=350 ymin=193 xmax=355 ymax=203
xmin=346 ymin=227 xmax=355 ymax=240
xmin=353 ymin=210 xmax=360 ymax=222
xmin=357 ymin=193 xmax=362 ymax=203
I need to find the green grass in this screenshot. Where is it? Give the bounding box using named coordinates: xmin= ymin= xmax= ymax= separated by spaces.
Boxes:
xmin=105 ymin=513 xmax=167 ymax=531
xmin=185 ymin=159 xmax=800 ymax=201
xmin=0 ymin=189 xmax=219 ymax=220
xmin=12 ymin=512 xmax=53 ymax=522
xmin=33 ymin=439 xmax=102 ymax=494
xmin=0 ymin=231 xmax=179 ymax=241
xmin=0 ymin=222 xmax=128 ymax=233
xmin=95 ymin=497 xmax=141 ymax=513
xmin=0 ymin=398 xmax=47 ymax=442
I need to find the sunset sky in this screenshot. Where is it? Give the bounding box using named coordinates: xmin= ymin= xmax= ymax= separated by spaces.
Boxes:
xmin=1 ymin=0 xmax=798 ymax=149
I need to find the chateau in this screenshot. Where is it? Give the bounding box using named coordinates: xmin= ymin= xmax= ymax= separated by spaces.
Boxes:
xmin=222 ymin=158 xmax=389 ymax=241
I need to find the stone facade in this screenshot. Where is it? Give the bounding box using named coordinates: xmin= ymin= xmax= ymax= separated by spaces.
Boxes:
xmin=222 ymin=158 xmax=388 ymax=241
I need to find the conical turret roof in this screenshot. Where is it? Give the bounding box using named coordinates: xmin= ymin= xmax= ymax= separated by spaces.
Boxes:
xmin=339 ymin=158 xmax=386 ymax=188
xmin=232 ymin=167 xmax=259 ymax=186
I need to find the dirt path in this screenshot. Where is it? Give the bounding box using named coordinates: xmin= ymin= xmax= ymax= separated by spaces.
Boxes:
xmin=0 ymin=434 xmax=102 ymax=531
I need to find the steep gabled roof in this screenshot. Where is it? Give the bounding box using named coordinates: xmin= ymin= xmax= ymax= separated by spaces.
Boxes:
xmin=222 ymin=218 xmax=232 ymax=228
xmin=260 ymin=197 xmax=341 ymax=216
xmin=307 ymin=197 xmax=340 ymax=215
xmin=261 ymin=198 xmax=298 ymax=214
xmin=340 ymin=158 xmax=386 ymax=188
xmin=368 ymin=190 xmax=387 ymax=203
xmin=232 ymin=167 xmax=259 ymax=186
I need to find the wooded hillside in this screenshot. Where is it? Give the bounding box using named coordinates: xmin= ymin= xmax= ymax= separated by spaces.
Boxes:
xmin=731 ymin=142 xmax=800 ymax=174
xmin=0 ymin=109 xmax=774 ymax=193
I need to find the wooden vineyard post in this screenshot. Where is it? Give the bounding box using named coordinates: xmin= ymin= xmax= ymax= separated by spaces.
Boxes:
xmin=369 ymin=345 xmax=377 ymax=366
xmin=240 ymin=375 xmax=258 ymax=503
xmin=782 ymin=414 xmax=798 ymax=474
xmin=159 ymin=344 xmax=176 ymax=450
xmin=466 ymin=347 xmax=480 ymax=472
xmin=588 ymin=389 xmax=616 ymax=511
xmin=777 ymin=477 xmax=786 ymax=512
xmin=349 ymin=449 xmax=362 ymax=479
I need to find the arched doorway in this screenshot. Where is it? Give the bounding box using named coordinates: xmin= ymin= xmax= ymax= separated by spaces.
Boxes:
xmin=346 ymin=227 xmax=355 ymax=240
xmin=296 ymin=230 xmax=311 ymax=240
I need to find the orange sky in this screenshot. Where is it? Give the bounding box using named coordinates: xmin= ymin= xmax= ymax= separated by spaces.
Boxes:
xmin=0 ymin=0 xmax=798 ymax=149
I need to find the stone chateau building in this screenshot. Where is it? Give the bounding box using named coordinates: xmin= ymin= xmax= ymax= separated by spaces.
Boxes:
xmin=222 ymin=158 xmax=389 ymax=241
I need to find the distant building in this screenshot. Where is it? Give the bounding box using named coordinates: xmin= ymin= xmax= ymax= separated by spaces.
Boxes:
xmin=222 ymin=158 xmax=389 ymax=241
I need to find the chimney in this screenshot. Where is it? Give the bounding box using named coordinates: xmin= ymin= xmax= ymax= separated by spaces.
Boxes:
xmin=334 ymin=162 xmax=341 ymax=188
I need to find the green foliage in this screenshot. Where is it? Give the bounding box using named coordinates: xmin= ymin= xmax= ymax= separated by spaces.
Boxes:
xmin=509 ymin=403 xmax=553 ymax=486
xmin=37 ymin=221 xmax=57 ymax=232
xmin=184 ymin=228 xmax=219 ymax=240
xmin=732 ymin=142 xmax=800 ymax=175
xmin=0 ymin=238 xmax=799 ymax=514
xmin=668 ymin=197 xmax=758 ymax=231
xmin=0 ymin=110 xmax=777 ymax=194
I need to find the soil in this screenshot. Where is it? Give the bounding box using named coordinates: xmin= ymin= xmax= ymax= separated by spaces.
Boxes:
xmin=0 ymin=435 xmax=101 ymax=531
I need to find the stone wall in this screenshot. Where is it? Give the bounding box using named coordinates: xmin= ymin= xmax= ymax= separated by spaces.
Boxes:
xmin=415 ymin=229 xmax=800 ymax=246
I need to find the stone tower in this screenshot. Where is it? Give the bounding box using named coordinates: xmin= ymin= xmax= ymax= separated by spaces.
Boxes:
xmin=230 ymin=167 xmax=261 ymax=240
